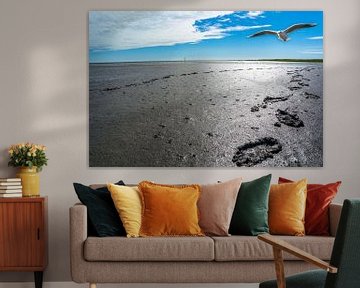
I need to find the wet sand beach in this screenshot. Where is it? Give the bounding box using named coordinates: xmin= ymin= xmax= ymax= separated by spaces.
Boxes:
xmin=89 ymin=61 xmax=323 ymax=167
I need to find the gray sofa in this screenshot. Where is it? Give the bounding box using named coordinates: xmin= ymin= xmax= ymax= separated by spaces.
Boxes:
xmin=70 ymin=202 xmax=342 ymax=287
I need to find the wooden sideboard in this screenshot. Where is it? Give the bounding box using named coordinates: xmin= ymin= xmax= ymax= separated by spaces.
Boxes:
xmin=0 ymin=197 xmax=47 ymax=288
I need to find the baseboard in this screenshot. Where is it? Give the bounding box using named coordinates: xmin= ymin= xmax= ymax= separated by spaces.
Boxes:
xmin=0 ymin=282 xmax=259 ymax=288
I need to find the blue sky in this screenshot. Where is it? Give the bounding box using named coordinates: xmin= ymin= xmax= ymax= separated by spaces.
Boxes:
xmin=89 ymin=11 xmax=323 ymax=63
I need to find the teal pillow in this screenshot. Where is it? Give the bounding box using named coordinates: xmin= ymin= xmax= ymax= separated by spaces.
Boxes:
xmin=229 ymin=174 xmax=272 ymax=236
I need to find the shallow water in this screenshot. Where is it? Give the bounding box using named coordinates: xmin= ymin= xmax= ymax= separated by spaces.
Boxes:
xmin=89 ymin=61 xmax=323 ymax=167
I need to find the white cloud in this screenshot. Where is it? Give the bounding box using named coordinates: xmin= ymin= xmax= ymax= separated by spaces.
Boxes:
xmin=247 ymin=11 xmax=264 ymax=18
xmin=308 ymin=36 xmax=323 ymax=40
xmin=236 ymin=11 xmax=265 ymax=19
xmin=89 ymin=11 xmax=270 ymax=51
xmin=219 ymin=18 xmax=231 ymax=22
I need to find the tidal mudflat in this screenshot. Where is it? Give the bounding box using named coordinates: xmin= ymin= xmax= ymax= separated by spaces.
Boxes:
xmin=89 ymin=61 xmax=322 ymax=167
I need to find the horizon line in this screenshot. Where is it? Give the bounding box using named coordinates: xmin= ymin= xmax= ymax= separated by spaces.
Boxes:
xmin=89 ymin=58 xmax=324 ymax=64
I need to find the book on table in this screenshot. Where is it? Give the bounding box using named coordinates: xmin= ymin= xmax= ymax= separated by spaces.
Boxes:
xmin=0 ymin=186 xmax=22 ymax=190
xmin=0 ymin=182 xmax=22 ymax=186
xmin=0 ymin=178 xmax=22 ymax=195
xmin=0 ymin=178 xmax=21 ymax=182
xmin=0 ymin=189 xmax=22 ymax=193
xmin=0 ymin=193 xmax=22 ymax=198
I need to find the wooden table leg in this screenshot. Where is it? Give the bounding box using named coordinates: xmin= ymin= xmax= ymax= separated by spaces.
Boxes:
xmin=34 ymin=271 xmax=43 ymax=288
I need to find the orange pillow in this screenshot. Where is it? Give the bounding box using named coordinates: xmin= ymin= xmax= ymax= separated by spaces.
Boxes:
xmin=269 ymin=179 xmax=307 ymax=236
xmin=138 ymin=181 xmax=204 ymax=237
xmin=278 ymin=177 xmax=341 ymax=235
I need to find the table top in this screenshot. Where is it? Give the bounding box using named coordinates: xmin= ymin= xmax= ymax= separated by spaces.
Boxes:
xmin=0 ymin=196 xmax=47 ymax=203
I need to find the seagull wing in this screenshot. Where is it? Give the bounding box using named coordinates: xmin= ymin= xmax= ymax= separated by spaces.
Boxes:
xmin=284 ymin=23 xmax=317 ymax=34
xmin=248 ymin=30 xmax=278 ymax=38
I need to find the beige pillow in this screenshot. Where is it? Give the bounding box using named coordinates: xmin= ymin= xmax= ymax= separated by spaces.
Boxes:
xmin=198 ymin=178 xmax=242 ymax=236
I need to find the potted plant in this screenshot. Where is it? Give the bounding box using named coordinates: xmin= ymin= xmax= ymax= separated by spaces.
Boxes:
xmin=8 ymin=143 xmax=48 ymax=197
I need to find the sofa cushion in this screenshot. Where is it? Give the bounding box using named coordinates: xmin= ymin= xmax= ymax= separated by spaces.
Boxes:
xmin=269 ymin=179 xmax=307 ymax=236
xmin=198 ymin=178 xmax=242 ymax=236
xmin=279 ymin=177 xmax=341 ymax=236
xmin=84 ymin=236 xmax=214 ymax=261
xmin=229 ymin=174 xmax=271 ymax=236
xmin=108 ymin=184 xmax=142 ymax=238
xmin=212 ymin=236 xmax=334 ymax=261
xmin=139 ymin=181 xmax=203 ymax=237
xmin=73 ymin=181 xmax=126 ymax=237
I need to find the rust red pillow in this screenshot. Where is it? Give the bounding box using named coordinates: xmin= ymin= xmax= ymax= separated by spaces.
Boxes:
xmin=278 ymin=177 xmax=341 ymax=236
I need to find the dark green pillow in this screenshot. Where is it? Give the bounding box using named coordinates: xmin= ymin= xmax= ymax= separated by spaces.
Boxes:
xmin=229 ymin=174 xmax=272 ymax=236
xmin=73 ymin=181 xmax=126 ymax=237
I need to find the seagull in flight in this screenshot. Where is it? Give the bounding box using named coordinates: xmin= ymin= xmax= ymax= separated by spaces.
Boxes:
xmin=248 ymin=23 xmax=317 ymax=42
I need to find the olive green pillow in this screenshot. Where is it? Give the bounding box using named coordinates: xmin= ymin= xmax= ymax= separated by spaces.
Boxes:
xmin=229 ymin=174 xmax=272 ymax=236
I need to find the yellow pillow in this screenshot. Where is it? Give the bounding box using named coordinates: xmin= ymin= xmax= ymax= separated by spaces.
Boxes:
xmin=269 ymin=179 xmax=307 ymax=236
xmin=107 ymin=183 xmax=142 ymax=238
xmin=138 ymin=181 xmax=204 ymax=237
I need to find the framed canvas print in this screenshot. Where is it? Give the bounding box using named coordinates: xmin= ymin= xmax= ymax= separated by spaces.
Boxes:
xmin=89 ymin=11 xmax=323 ymax=167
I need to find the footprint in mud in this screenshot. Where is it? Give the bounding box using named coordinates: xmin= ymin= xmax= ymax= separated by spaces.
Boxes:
xmin=263 ymin=95 xmax=290 ymax=104
xmin=299 ymin=82 xmax=309 ymax=87
xmin=104 ymin=86 xmax=120 ymax=91
xmin=276 ymin=109 xmax=304 ymax=127
xmin=232 ymin=137 xmax=282 ymax=167
xmin=288 ymin=86 xmax=302 ymax=91
xmin=250 ymin=106 xmax=259 ymax=112
xmin=304 ymin=92 xmax=320 ymax=99
xmin=124 ymin=83 xmax=137 ymax=88
xmin=143 ymin=78 xmax=159 ymax=84
xmin=162 ymin=75 xmax=174 ymax=79
xmin=153 ymin=131 xmax=164 ymax=139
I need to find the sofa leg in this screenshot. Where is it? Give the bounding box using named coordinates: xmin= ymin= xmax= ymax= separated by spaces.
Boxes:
xmin=89 ymin=283 xmax=96 ymax=288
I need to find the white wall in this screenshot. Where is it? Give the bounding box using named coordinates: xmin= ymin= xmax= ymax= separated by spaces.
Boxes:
xmin=0 ymin=0 xmax=359 ymax=283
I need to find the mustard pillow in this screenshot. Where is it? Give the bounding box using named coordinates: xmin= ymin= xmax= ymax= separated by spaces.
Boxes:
xmin=269 ymin=179 xmax=307 ymax=236
xmin=107 ymin=183 xmax=142 ymax=238
xmin=138 ymin=181 xmax=204 ymax=237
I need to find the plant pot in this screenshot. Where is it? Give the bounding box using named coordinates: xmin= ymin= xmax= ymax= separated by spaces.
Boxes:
xmin=16 ymin=167 xmax=40 ymax=197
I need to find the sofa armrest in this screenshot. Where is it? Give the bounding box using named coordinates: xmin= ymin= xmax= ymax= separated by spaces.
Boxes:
xmin=329 ymin=203 xmax=342 ymax=237
xmin=69 ymin=203 xmax=88 ymax=283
